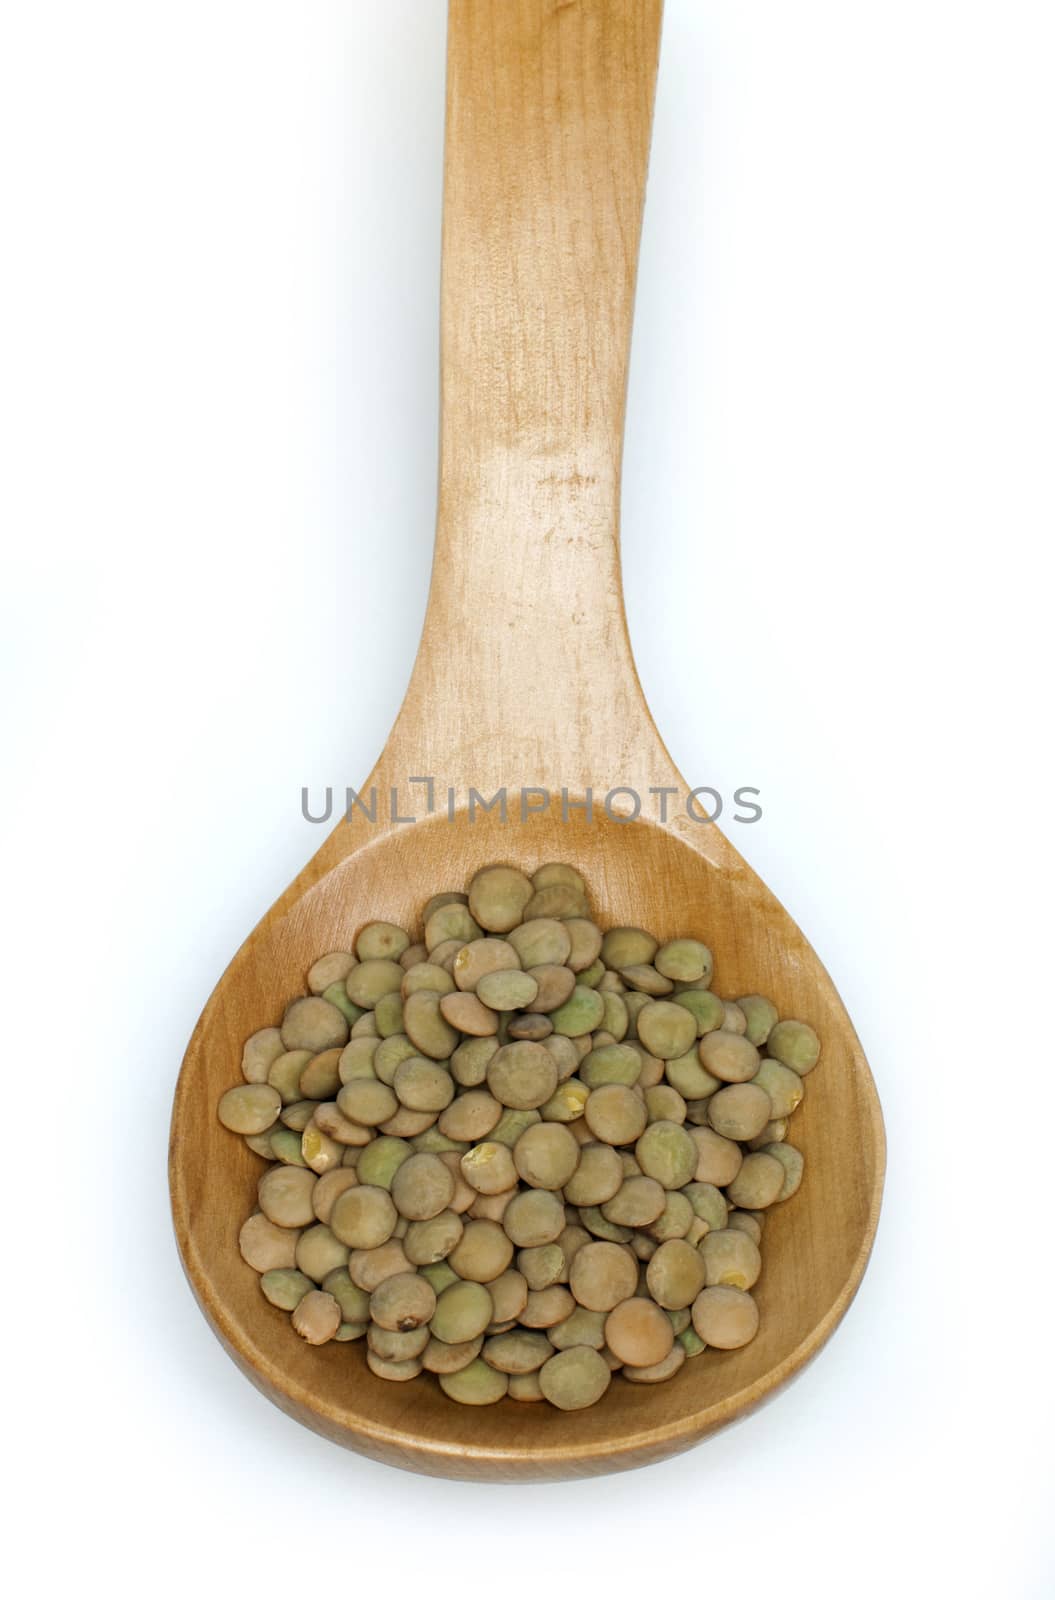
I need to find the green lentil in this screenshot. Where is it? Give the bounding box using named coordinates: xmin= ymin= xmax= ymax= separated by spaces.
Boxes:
xmin=707 ymin=1082 xmax=773 ymax=1142
xmin=291 ymin=1290 xmax=341 ymax=1344
xmin=468 ymin=865 xmax=534 ymax=933
xmin=691 ymin=1285 xmax=759 ymax=1349
xmin=620 ymin=964 xmax=674 ymax=997
xmin=322 ymin=984 xmax=365 ymax=1028
xmin=424 ymin=902 xmax=481 ymax=951
xmin=337 ymin=1078 xmax=398 ymax=1128
xmin=259 ymin=1269 xmax=314 ymax=1310
xmin=752 ymin=1058 xmax=805 ymax=1119
xmin=348 ymin=1238 xmax=411 ymax=1291
xmin=268 ymin=1127 xmax=308 ymax=1166
xmin=701 ymin=1227 xmax=762 ymax=1290
xmin=329 ymin=1186 xmax=397 ymax=1250
xmin=390 ymin=1153 xmax=455 ymax=1221
xmin=622 ymin=1342 xmax=687 ymax=1384
xmin=239 ymin=1213 xmax=300 ymax=1272
xmin=448 ymin=1219 xmax=515 ymax=1282
xmin=548 ymin=987 xmax=605 ymax=1038
xmin=646 ymin=1238 xmax=707 ymax=1309
xmin=722 ymin=1002 xmax=747 ymax=1034
xmin=321 ymin=1268 xmax=371 ymax=1324
xmin=513 ymin=1122 xmax=580 ymax=1189
xmin=403 ymin=961 xmax=457 ymax=998
xmin=419 ymin=1260 xmax=460 ymax=1296
xmin=373 ymin=1034 xmax=418 ymax=1085
xmin=516 ymin=1243 xmax=566 ymax=1291
xmin=218 ymin=1084 xmax=282 ymax=1135
xmin=635 ymin=1120 xmax=697 ymax=1189
xmin=698 ymin=1030 xmax=761 ymax=1084
xmin=539 ymin=1078 xmax=589 ymax=1123
xmin=548 ymin=1305 xmax=607 ymax=1351
xmin=489 ymin=1106 xmax=543 ymax=1146
xmin=671 ymin=989 xmax=726 ymax=1036
xmin=281 ymin=996 xmax=349 ymax=1053
xmin=346 ymin=960 xmax=404 ymax=1011
xmin=562 ymin=1142 xmax=623 ymax=1206
xmin=422 ymin=891 xmax=468 ymax=922
xmin=601 ymin=928 xmax=657 ymax=970
xmin=356 ymin=922 xmax=410 ymax=963
xmin=503 ymin=1189 xmax=566 ymax=1249
xmin=543 ymin=1034 xmax=581 ymax=1081
xmin=579 ymin=1043 xmax=641 ymax=1088
xmin=451 ymin=1035 xmax=500 ymax=1087
xmin=584 ymin=1083 xmax=647 ymax=1146
xmin=725 ymin=1150 xmax=786 ymax=1209
xmin=370 ymin=1271 xmax=436 ymax=1331
xmin=267 ymin=1051 xmax=311 ymax=1106
xmin=654 ymin=939 xmax=713 ymax=984
xmin=241 ymin=1027 xmax=285 ymax=1084
xmin=430 ymin=1280 xmax=494 ymax=1343
xmin=748 ymin=1117 xmax=789 ymax=1152
xmin=374 ymin=991 xmax=405 ymax=1038
xmin=529 ymin=965 xmax=577 ymax=1013
xmin=421 ymin=1334 xmax=484 ymax=1374
xmin=244 ymin=1131 xmax=276 ymax=1158
xmin=645 ymin=1084 xmax=686 ymax=1124
xmin=308 ymin=953 xmax=356 ymax=995
xmin=460 ymin=1141 xmax=518 ymax=1196
xmin=476 ymin=969 xmax=539 ymax=1012
xmin=367 ymin=1323 xmax=430 ymax=1361
xmin=353 ymin=1136 xmax=411 ymax=1190
xmin=600 ymin=990 xmax=629 ymax=1040
xmin=689 ymin=1126 xmax=743 ymax=1187
xmin=482 ymin=1329 xmax=553 ymax=1374
xmin=767 ymin=1019 xmax=821 ymax=1075
xmin=605 ymin=1296 xmax=675 ymax=1367
xmin=726 ymin=1210 xmax=763 ymax=1245
xmin=678 ymin=1326 xmax=706 ymax=1358
xmin=531 ymin=863 xmax=585 ymax=893
xmin=403 ymin=1210 xmax=464 ymax=1265
xmin=508 ymin=1371 xmax=545 ymax=1401
xmin=602 ymin=1175 xmax=666 ymax=1227
xmin=439 ymin=1357 xmax=508 ymax=1405
xmin=522 ymin=883 xmax=589 ymax=921
xmin=683 ymin=1181 xmax=729 ymax=1231
xmin=365 ymin=1350 xmax=422 ymax=1381
xmin=295 ymin=1225 xmax=349 ymax=1284
xmin=403 ymin=990 xmax=460 ymax=1060
xmin=647 ymin=1190 xmax=694 ymax=1242
xmin=737 ymin=995 xmax=778 ymax=1046
xmin=762 ymin=1140 xmax=805 ymax=1200
xmin=338 ymin=1037 xmax=379 ymax=1084
xmin=258 ymin=1165 xmax=316 ymax=1228
xmin=507 ymin=918 xmax=570 ymax=968
xmin=520 ymin=1286 xmax=575 ymax=1328
xmin=538 ymin=1346 xmax=611 ymax=1410
xmin=487 ymin=1042 xmax=558 ymax=1110
xmin=637 ymin=998 xmax=701 ymax=1062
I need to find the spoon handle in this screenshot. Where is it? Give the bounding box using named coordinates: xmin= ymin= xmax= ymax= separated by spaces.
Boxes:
xmin=394 ymin=0 xmax=665 ymax=792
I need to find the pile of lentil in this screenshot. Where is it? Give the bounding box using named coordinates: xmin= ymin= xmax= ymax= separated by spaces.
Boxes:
xmin=218 ymin=863 xmax=820 ymax=1410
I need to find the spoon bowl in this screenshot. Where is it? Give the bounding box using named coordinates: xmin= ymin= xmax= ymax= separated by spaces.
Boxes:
xmin=170 ymin=0 xmax=884 ymax=1480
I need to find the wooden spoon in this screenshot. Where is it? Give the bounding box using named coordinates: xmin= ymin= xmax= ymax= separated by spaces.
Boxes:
xmin=170 ymin=0 xmax=884 ymax=1481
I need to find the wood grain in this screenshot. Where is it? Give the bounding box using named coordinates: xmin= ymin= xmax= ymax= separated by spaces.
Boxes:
xmin=169 ymin=0 xmax=885 ymax=1480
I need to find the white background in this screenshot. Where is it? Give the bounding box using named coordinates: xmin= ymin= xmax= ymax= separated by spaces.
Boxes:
xmin=2 ymin=2 xmax=1052 ymax=1596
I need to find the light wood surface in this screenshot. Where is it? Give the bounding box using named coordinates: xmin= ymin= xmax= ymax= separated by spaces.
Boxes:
xmin=170 ymin=0 xmax=885 ymax=1481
